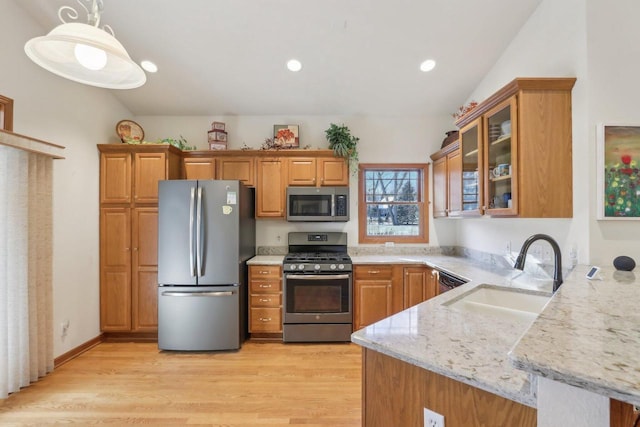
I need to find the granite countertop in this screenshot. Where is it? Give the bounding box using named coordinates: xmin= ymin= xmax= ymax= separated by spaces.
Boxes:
xmin=247 ymin=255 xmax=284 ymax=265
xmin=350 ymin=254 xmax=551 ymax=408
xmin=249 ymin=253 xmax=640 ymax=407
xmin=509 ymin=264 xmax=640 ymax=407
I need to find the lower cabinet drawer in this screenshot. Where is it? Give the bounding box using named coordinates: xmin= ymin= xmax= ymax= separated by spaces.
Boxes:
xmin=249 ymin=280 xmax=281 ymax=293
xmin=250 ymin=307 xmax=282 ymax=333
xmin=354 ymin=265 xmax=394 ymax=280
xmin=250 ymin=294 xmax=282 ymax=307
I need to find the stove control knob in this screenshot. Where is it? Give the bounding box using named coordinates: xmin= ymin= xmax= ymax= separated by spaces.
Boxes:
xmin=298 ymin=264 xmax=305 ymax=270
xmin=314 ymin=264 xmax=321 ymax=271
xmin=290 ymin=264 xmax=297 ymax=270
xmin=338 ymin=264 xmax=345 ymax=270
xmin=330 ymin=264 xmax=337 ymax=270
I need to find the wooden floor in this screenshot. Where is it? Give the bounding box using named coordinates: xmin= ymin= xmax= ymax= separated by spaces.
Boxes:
xmin=0 ymin=341 xmax=362 ymax=426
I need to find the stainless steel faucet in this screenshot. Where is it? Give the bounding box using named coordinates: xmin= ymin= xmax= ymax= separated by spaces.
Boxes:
xmin=514 ymin=234 xmax=563 ymax=292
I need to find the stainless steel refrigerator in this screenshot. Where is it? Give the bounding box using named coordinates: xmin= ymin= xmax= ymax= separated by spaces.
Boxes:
xmin=157 ymin=180 xmax=255 ymax=351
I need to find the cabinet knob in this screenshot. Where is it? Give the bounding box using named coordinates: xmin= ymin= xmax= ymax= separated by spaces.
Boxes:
xmin=259 ymin=284 xmax=271 ymax=288
xmin=259 ymin=298 xmax=271 ymax=303
xmin=259 ymin=317 xmax=272 ymax=322
xmin=259 ymin=271 xmax=269 ymax=274
xmin=368 ymin=270 xmax=380 ymax=274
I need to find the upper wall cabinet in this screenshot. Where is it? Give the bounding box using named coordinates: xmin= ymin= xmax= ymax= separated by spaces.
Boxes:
xmin=433 ymin=77 xmax=576 ymax=218
xmin=99 ymin=144 xmax=182 ymax=205
xmin=430 ymin=140 xmax=461 ymax=218
xmin=287 ymin=156 xmax=349 ymax=187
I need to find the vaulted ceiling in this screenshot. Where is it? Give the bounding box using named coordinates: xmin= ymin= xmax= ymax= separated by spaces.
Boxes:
xmin=16 ymin=0 xmax=542 ymax=117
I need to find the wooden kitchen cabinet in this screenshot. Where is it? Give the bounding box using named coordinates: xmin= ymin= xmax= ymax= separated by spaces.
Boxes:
xmin=354 ymin=264 xmax=438 ymax=330
xmin=318 ymin=157 xmax=349 ymax=186
xmin=433 ymin=77 xmax=576 ymax=218
xmin=100 ymin=151 xmax=132 ymax=204
xmin=182 ymin=156 xmax=216 ymax=180
xmin=287 ymin=156 xmax=349 ymax=187
xmin=403 ymin=266 xmax=437 ymax=308
xmin=99 ymin=207 xmax=131 ymax=331
xmin=248 ymin=265 xmax=282 ymax=336
xmin=98 ymin=144 xmax=181 ymax=338
xmin=131 ymin=207 xmax=159 ymax=331
xmin=430 ymin=140 xmax=462 ymax=218
xmin=459 ymin=118 xmax=482 ymax=216
xmin=256 ymin=158 xmax=287 ymax=217
xmin=287 ymin=157 xmax=317 ymax=186
xmin=353 ymin=265 xmax=403 ymax=331
xmin=217 ymin=157 xmax=255 ymax=187
xmin=175 ymin=150 xmax=345 ymax=218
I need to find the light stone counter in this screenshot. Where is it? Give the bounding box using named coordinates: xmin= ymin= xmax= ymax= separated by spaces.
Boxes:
xmin=509 ymin=264 xmax=640 ymax=407
xmin=246 ymin=255 xmax=284 ymax=265
xmin=351 ymin=254 xmax=555 ymax=407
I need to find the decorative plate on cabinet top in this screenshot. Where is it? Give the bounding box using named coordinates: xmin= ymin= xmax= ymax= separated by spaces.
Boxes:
xmin=116 ymin=119 xmax=144 ymax=143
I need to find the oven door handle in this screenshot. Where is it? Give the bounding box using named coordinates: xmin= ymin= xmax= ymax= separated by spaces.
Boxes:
xmin=285 ymin=274 xmax=350 ymax=280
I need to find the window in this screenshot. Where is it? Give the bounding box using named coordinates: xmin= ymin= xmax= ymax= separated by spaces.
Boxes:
xmin=358 ymin=164 xmax=429 ymax=243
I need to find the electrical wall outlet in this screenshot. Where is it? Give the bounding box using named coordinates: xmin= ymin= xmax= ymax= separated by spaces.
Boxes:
xmin=385 ymin=242 xmax=395 ymax=247
xmin=424 ymin=408 xmax=444 ymax=427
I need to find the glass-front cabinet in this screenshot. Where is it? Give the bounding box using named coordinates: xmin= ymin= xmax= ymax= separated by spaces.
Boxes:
xmin=459 ymin=118 xmax=482 ymax=216
xmin=483 ymin=97 xmax=517 ymax=216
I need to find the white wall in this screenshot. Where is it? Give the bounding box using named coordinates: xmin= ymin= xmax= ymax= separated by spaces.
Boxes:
xmin=456 ymin=0 xmax=590 ymax=265
xmin=586 ymin=0 xmax=640 ymax=265
xmin=136 ymin=114 xmax=457 ymax=248
xmin=0 ymin=2 xmax=131 ymax=357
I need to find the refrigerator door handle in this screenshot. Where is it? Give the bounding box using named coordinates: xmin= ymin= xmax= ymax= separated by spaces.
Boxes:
xmin=161 ymin=290 xmax=236 ymax=297
xmin=196 ymin=186 xmax=203 ymax=277
xmin=189 ymin=186 xmax=196 ymax=277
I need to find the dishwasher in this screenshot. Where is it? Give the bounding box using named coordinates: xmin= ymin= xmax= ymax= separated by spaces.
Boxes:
xmin=437 ymin=270 xmax=467 ymax=293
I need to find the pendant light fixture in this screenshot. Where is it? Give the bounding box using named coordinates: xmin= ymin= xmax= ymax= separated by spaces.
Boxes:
xmin=24 ymin=0 xmax=146 ymax=89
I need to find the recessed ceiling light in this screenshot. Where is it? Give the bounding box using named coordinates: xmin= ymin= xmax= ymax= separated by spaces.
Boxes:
xmin=287 ymin=59 xmax=302 ymax=72
xmin=141 ymin=60 xmax=158 ymax=73
xmin=420 ymin=59 xmax=436 ymax=73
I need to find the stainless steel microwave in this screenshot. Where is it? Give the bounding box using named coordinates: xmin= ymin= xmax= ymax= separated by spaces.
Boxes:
xmin=286 ymin=187 xmax=349 ymax=222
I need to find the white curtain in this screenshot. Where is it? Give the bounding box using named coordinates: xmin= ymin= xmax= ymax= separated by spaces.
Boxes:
xmin=0 ymin=145 xmax=54 ymax=399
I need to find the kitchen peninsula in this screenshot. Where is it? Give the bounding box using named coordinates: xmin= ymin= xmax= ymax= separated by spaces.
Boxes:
xmin=350 ymin=255 xmax=639 ymax=427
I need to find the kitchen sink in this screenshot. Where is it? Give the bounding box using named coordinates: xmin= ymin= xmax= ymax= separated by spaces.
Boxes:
xmin=444 ymin=284 xmax=551 ymax=322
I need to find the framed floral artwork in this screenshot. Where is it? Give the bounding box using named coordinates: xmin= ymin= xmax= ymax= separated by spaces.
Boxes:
xmin=597 ymin=124 xmax=640 ymax=219
xmin=273 ymin=125 xmax=299 ymax=148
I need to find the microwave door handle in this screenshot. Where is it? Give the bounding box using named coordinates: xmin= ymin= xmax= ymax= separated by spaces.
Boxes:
xmin=189 ymin=186 xmax=196 ymax=277
xmin=333 ymin=194 xmax=337 ymax=217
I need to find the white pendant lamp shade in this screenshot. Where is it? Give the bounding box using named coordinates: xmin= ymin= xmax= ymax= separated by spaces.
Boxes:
xmin=24 ymin=22 xmax=146 ymax=89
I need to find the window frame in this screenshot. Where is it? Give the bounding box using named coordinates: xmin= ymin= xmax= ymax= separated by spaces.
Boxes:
xmin=358 ymin=163 xmax=430 ymax=244
xmin=0 ymin=95 xmax=14 ymax=131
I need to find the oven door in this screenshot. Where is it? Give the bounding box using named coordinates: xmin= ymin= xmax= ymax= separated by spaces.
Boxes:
xmin=283 ymin=273 xmax=352 ymax=324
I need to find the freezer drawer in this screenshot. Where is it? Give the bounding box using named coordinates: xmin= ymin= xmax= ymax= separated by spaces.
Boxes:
xmin=158 ymin=285 xmax=241 ymax=351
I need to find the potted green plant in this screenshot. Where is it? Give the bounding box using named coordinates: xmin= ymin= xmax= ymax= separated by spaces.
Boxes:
xmin=325 ymin=123 xmax=359 ymax=170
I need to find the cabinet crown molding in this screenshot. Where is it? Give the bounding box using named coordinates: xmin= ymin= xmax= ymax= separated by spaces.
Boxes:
xmin=454 ymin=77 xmax=576 ymax=128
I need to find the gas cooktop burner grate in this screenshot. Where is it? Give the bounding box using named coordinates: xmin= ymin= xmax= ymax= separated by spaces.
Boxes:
xmin=284 ymin=252 xmax=352 ymax=263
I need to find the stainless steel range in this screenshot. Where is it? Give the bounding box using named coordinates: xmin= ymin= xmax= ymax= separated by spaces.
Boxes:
xmin=282 ymin=232 xmax=352 ymax=342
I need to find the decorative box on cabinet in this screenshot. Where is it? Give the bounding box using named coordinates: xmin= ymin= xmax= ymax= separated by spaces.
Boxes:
xmin=248 ymin=265 xmax=283 ymax=337
xmin=97 ymin=144 xmax=181 ymax=339
xmin=432 ymin=77 xmax=576 ymax=218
